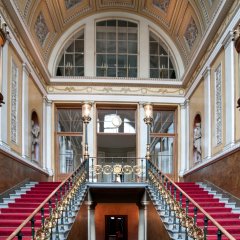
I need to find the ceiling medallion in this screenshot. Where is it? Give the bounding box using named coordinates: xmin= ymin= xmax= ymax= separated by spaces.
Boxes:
xmin=112 ymin=115 xmax=122 ymax=127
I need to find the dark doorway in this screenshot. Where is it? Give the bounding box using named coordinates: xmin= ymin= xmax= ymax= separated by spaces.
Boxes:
xmin=105 ymin=215 xmax=128 ymax=240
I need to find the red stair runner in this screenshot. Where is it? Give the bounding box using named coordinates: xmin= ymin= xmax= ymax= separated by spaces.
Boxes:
xmin=0 ymin=182 xmax=61 ymax=239
xmin=175 ymin=182 xmax=240 ymax=240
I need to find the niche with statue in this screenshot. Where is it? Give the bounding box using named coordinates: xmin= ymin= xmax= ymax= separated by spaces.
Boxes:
xmin=31 ymin=111 xmax=40 ymax=161
xmin=193 ymin=114 xmax=202 ymax=164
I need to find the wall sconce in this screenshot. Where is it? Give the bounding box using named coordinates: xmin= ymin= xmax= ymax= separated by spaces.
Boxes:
xmin=233 ymin=23 xmax=240 ymax=53
xmin=143 ymin=103 xmax=153 ymax=160
xmin=237 ymin=98 xmax=240 ymax=110
xmin=0 ymin=17 xmax=9 ymax=47
xmin=82 ymin=102 xmax=92 ymax=160
xmin=0 ymin=92 xmax=4 ymax=107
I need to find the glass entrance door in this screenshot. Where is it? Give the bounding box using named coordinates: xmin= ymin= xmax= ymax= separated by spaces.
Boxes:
xmin=56 ymin=108 xmax=83 ymax=181
xmin=150 ymin=109 xmax=177 ymax=180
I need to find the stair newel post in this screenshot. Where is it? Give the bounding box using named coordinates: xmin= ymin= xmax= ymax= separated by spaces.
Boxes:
xmin=101 ymin=158 xmax=104 ymax=182
xmin=41 ymin=207 xmax=45 ymax=230
xmin=141 ymin=158 xmax=144 ymax=182
xmin=157 ymin=170 xmax=161 ymax=202
xmin=131 ymin=158 xmax=134 ymax=182
xmin=204 ymin=216 xmax=208 ymax=239
xmin=193 ymin=206 xmax=198 ymax=224
xmin=164 ymin=179 xmax=168 ymax=216
xmin=185 ymin=198 xmax=189 ymax=240
xmin=91 ymin=158 xmax=94 ymax=182
xmin=217 ymin=229 xmax=222 ymax=240
xmin=178 ymin=192 xmax=183 ymax=239
xmin=168 ymin=182 xmax=172 ymax=221
xmin=68 ymin=179 xmax=73 ymax=217
xmin=48 ymin=199 xmax=53 ymax=240
xmin=161 ymin=175 xmax=165 ymax=210
xmin=17 ymin=231 xmax=23 ymax=240
xmin=55 ymin=192 xmax=60 ymax=240
xmin=121 ymin=158 xmax=125 ymax=182
xmin=31 ymin=217 xmax=35 ymax=239
xmin=172 ymin=186 xmax=177 ymax=230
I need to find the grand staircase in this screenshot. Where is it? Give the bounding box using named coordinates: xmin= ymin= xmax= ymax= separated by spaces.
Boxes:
xmin=0 ymin=161 xmax=87 ymax=240
xmin=147 ymin=157 xmax=240 ymax=240
xmin=0 ymin=182 xmax=61 ymax=239
xmin=1 ymin=158 xmax=240 ymax=240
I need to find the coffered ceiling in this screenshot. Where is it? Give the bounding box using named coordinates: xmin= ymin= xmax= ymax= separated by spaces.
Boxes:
xmin=1 ymin=0 xmax=235 ymax=86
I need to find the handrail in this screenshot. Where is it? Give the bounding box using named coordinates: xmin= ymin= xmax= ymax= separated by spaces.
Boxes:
xmin=148 ymin=160 xmax=236 ymax=240
xmin=7 ymin=161 xmax=86 ymax=240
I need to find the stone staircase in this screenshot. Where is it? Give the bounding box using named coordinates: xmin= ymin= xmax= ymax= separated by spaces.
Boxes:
xmin=0 ymin=181 xmax=87 ymax=240
xmin=147 ymin=182 xmax=240 ymax=240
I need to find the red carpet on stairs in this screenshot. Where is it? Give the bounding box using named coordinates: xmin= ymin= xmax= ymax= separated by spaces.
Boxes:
xmin=175 ymin=182 xmax=240 ymax=240
xmin=0 ymin=182 xmax=61 ymax=239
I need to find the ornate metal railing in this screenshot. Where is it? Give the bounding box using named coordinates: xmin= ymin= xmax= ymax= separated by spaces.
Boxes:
xmin=7 ymin=160 xmax=88 ymax=240
xmin=147 ymin=160 xmax=235 ymax=240
xmin=89 ymin=157 xmax=146 ymax=183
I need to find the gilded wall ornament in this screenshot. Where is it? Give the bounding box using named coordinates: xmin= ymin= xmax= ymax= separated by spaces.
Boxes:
xmin=184 ymin=17 xmax=198 ymax=49
xmin=65 ymin=0 xmax=83 ymax=9
xmin=34 ymin=12 xmax=49 ymax=46
xmin=152 ymin=0 xmax=170 ymax=12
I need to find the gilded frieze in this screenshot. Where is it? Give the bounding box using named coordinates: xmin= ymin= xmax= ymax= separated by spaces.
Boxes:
xmin=47 ymin=85 xmax=185 ymax=96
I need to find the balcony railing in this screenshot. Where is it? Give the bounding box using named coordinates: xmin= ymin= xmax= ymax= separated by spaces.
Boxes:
xmin=88 ymin=157 xmax=146 ymax=183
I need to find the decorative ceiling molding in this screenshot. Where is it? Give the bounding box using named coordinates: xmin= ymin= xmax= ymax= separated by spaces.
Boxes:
xmin=185 ymin=0 xmax=240 ymax=91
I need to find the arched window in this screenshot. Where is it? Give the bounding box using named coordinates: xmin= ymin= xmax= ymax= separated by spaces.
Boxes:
xmin=56 ymin=30 xmax=84 ymax=76
xmin=96 ymin=20 xmax=138 ymax=77
xmin=149 ymin=32 xmax=176 ymax=79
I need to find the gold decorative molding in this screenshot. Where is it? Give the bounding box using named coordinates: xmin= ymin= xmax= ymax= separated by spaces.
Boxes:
xmin=47 ymin=85 xmax=185 ymax=96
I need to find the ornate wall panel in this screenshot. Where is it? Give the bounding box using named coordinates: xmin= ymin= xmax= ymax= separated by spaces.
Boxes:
xmin=214 ymin=63 xmax=222 ymax=146
xmin=10 ymin=59 xmax=18 ymax=144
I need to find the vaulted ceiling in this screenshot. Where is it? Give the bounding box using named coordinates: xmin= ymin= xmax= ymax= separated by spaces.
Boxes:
xmin=1 ymin=0 xmax=235 ymax=86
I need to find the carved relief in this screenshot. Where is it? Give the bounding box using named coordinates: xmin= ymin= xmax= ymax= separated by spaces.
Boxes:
xmin=11 ymin=60 xmax=18 ymax=144
xmin=152 ymin=0 xmax=170 ymax=12
xmin=65 ymin=0 xmax=83 ymax=9
xmin=34 ymin=12 xmax=49 ymax=46
xmin=215 ymin=64 xmax=222 ymax=145
xmin=184 ymin=17 xmax=198 ymax=49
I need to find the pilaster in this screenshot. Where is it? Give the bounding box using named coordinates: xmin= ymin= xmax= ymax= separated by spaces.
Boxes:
xmin=222 ymin=31 xmax=235 ymax=148
xmin=202 ymin=67 xmax=211 ymax=159
xmin=43 ymin=97 xmax=53 ymax=176
xmin=21 ymin=63 xmax=30 ymax=158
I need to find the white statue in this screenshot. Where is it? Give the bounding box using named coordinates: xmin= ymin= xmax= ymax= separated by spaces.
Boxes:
xmin=31 ymin=121 xmax=40 ymax=161
xmin=193 ymin=122 xmax=201 ymax=163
